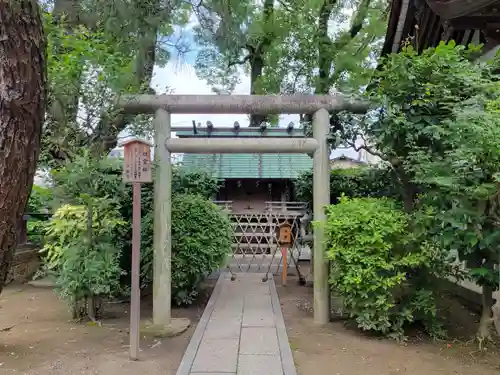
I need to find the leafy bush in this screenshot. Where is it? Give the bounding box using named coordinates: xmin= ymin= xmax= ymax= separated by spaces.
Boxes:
xmin=26 ymin=185 xmax=54 ymax=245
xmin=51 ymin=153 xmax=126 ymax=207
xmin=171 ymin=169 xmax=220 ymax=198
xmin=294 ymin=166 xmax=399 ymax=205
xmin=142 ymin=194 xmax=233 ymax=305
xmin=323 ymin=195 xmax=440 ymax=340
xmin=27 ymin=220 xmax=46 ymax=247
xmin=46 ymin=154 xmax=227 ymax=307
xmin=27 ymin=185 xmax=54 ymax=212
xmin=42 ymin=199 xmax=126 ymax=318
xmin=119 ymin=169 xmax=221 ymax=290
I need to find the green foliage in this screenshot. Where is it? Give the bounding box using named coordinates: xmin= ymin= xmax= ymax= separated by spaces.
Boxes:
xmin=339 ymin=42 xmax=498 ymax=192
xmin=410 ymin=99 xmax=500 ymax=290
xmin=263 ymin=0 xmax=388 ymax=95
xmin=26 ymin=221 xmax=46 ymax=247
xmin=46 ymin=153 xmax=225 ymax=306
xmin=39 ymin=1 xmax=191 ymax=167
xmin=41 ymin=11 xmax=137 ymax=168
xmin=193 ymin=0 xmax=388 ymax=101
xmin=27 ymin=185 xmax=54 ymax=212
xmin=26 ymin=185 xmax=54 ymax=245
xmin=368 ymin=42 xmax=500 ymax=290
xmin=367 ymin=41 xmax=494 ymax=163
xmin=171 ymin=169 xmax=220 ymax=198
xmin=335 ymin=41 xmax=500 ymax=333
xmin=323 ymin=196 xmax=441 ymax=339
xmin=51 ymin=153 xmax=219 ymax=211
xmin=133 ymin=169 xmax=221 ymax=290
xmin=42 ymin=201 xmax=126 ymax=309
xmin=294 ymin=166 xmax=399 ymax=205
xmin=169 ymin=194 xmax=232 ymax=305
xmin=51 ymin=152 xmax=125 ymax=205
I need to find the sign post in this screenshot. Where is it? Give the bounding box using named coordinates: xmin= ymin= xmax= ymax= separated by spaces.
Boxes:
xmin=277 ymin=222 xmax=293 ymax=286
xmin=121 ymin=137 xmax=152 ymax=361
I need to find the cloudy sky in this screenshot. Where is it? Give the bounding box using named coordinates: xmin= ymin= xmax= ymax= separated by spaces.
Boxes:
xmin=150 ymin=23 xmax=299 ymax=129
xmin=146 ymin=21 xmax=361 ymax=160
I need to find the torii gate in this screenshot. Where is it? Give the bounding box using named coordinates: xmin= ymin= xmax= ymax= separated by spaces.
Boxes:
xmin=117 ymin=94 xmax=368 ymax=326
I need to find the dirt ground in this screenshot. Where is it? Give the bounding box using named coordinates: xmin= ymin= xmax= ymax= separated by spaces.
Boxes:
xmin=0 ymin=282 xmax=214 ymax=375
xmin=276 ymin=273 xmax=500 ymax=375
xmin=2 ymin=273 xmax=500 ymax=375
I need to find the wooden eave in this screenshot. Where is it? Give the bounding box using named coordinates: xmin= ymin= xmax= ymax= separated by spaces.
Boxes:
xmin=381 ymin=0 xmax=500 ymax=56
xmin=426 ymin=0 xmax=498 ymax=19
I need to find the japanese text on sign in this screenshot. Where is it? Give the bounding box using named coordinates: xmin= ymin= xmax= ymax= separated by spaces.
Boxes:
xmin=123 ymin=140 xmax=152 ymax=183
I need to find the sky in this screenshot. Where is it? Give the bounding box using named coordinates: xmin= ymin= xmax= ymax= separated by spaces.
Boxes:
xmin=149 ymin=24 xmax=299 ymax=129
xmin=142 ymin=19 xmax=363 ymax=161
xmin=36 ymin=8 xmax=368 ymax=185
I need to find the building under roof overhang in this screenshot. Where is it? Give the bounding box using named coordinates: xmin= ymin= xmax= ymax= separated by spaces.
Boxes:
xmin=381 ymin=0 xmax=500 ymax=56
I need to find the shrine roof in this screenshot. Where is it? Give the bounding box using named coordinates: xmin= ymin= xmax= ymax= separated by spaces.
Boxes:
xmin=175 ymin=126 xmax=312 ymax=179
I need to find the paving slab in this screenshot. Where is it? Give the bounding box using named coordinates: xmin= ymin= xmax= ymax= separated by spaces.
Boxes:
xmin=190 ymin=338 xmax=239 ymax=373
xmin=242 ymin=309 xmax=275 ymax=327
xmin=175 ymin=272 xmax=296 ymax=375
xmin=239 ymin=327 xmax=280 ymax=355
xmin=203 ymin=317 xmax=242 ymax=339
xmin=237 ymin=354 xmax=283 ymax=375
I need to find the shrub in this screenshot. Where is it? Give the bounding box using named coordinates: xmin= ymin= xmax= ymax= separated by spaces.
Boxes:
xmin=45 ymin=154 xmax=229 ymax=309
xmin=323 ymin=195 xmax=440 ymax=340
xmin=27 ymin=185 xmax=54 ymax=212
xmin=49 ymin=154 xmax=221 ymax=292
xmin=294 ymin=167 xmax=400 ymax=206
xmin=42 ymin=199 xmax=126 ymax=318
xmin=142 ymin=193 xmax=233 ymax=305
xmin=26 ymin=185 xmax=54 ymax=245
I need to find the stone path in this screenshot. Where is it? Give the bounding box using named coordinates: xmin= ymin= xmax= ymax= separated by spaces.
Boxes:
xmin=176 ymin=272 xmax=297 ymax=375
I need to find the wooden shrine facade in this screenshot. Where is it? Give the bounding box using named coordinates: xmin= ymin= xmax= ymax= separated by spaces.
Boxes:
xmin=381 ymin=0 xmax=500 ymax=55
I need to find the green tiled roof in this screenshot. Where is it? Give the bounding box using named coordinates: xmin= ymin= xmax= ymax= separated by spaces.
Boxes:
xmin=176 ymin=127 xmax=312 ymax=179
xmin=180 ymin=153 xmax=312 ymax=179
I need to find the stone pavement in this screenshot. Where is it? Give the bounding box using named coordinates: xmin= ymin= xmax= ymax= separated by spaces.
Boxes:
xmin=176 ymin=272 xmax=297 ymax=375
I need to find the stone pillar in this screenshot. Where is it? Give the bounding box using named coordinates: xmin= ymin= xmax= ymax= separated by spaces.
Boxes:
xmin=153 ymin=109 xmax=172 ymax=325
xmin=312 ymin=108 xmax=331 ymax=324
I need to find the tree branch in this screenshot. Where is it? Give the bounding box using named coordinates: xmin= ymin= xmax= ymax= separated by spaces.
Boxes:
xmin=316 ymin=0 xmax=338 ymax=94
xmin=343 ymin=133 xmax=399 ymax=165
xmin=276 ymin=0 xmax=293 ymax=12
xmin=332 ymin=0 xmax=371 ymax=51
xmin=228 ymin=54 xmax=250 ymax=68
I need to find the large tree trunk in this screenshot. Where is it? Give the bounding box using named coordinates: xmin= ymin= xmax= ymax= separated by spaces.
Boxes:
xmin=90 ymin=26 xmax=159 ymax=155
xmin=0 ymin=0 xmax=47 ymax=295
xmin=248 ymin=0 xmax=274 ymax=127
xmin=315 ymin=0 xmax=371 ymax=95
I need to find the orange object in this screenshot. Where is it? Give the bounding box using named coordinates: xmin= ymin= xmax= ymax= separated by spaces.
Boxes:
xmin=282 ymin=247 xmax=288 ymax=286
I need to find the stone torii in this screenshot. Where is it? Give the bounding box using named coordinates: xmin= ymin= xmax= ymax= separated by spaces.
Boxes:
xmin=117 ymin=94 xmax=369 ymax=329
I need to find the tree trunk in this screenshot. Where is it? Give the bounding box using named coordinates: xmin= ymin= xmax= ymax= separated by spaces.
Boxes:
xmin=316 ymin=0 xmax=336 ymax=95
xmin=0 ymin=0 xmax=47 ymax=295
xmin=492 ymin=297 xmax=500 ymax=336
xmin=90 ymin=27 xmax=158 ymax=155
xmin=478 ymin=283 xmax=494 ymax=342
xmin=249 ymin=52 xmax=266 ymax=126
xmin=51 ymin=0 xmax=84 ymax=125
xmin=249 ymin=0 xmax=274 ymax=127
xmin=316 ymin=0 xmax=371 ymax=95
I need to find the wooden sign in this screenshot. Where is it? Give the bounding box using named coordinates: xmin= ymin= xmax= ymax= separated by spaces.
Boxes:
xmin=277 ymin=222 xmax=294 ymax=287
xmin=119 ymin=137 xmax=152 ymax=360
xmin=278 ymin=222 xmax=293 ymax=247
xmin=122 ymin=138 xmax=152 ymax=183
